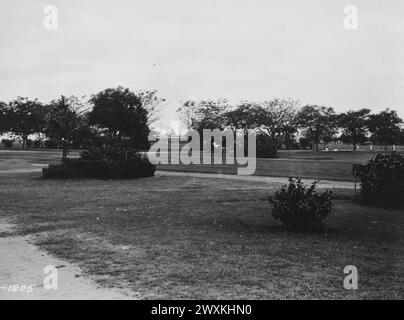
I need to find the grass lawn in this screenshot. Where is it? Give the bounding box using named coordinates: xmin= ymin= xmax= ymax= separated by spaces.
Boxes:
xmin=158 ymin=150 xmax=404 ymax=181
xmin=0 ymin=169 xmax=403 ymax=299
xmin=3 ymin=148 xmax=403 ymax=181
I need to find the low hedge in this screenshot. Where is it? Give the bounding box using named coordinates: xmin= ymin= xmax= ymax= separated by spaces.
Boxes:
xmin=42 ymin=158 xmax=156 ymax=179
xmin=80 ymin=145 xmax=141 ymax=161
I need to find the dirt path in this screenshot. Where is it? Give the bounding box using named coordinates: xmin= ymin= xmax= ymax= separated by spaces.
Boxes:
xmin=0 ymin=220 xmax=135 ymax=300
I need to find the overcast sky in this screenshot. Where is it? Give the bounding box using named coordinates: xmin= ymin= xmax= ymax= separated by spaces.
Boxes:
xmin=1 ymin=0 xmax=403 ymax=126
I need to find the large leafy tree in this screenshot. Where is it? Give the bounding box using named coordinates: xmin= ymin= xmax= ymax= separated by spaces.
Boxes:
xmin=194 ymin=99 xmax=231 ymax=132
xmin=45 ymin=96 xmax=83 ymax=160
xmin=8 ymin=97 xmax=46 ymax=149
xmin=338 ymin=108 xmax=371 ymax=151
xmin=299 ymin=105 xmax=337 ymax=151
xmin=70 ymin=121 xmax=101 ymax=149
xmin=368 ymin=109 xmax=403 ymax=147
xmin=177 ymin=99 xmax=231 ymax=152
xmin=257 ymin=98 xmax=301 ymax=149
xmin=88 ymin=87 xmax=150 ymax=149
xmin=225 ymin=101 xmax=262 ymax=133
xmin=178 ymin=99 xmax=230 ymax=133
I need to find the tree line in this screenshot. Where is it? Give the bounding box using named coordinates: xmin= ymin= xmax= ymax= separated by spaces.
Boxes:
xmin=1 ymin=89 xmax=403 ymax=158
xmin=0 ymin=87 xmax=164 ymax=158
xmin=177 ymin=98 xmax=404 ymax=152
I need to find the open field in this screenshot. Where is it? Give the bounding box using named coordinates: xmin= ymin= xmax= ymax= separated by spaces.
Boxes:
xmin=158 ymin=158 xmax=357 ymax=181
xmin=0 ymin=149 xmax=79 ymax=165
xmin=158 ymin=150 xmax=404 ymax=181
xmin=2 ymin=149 xmax=400 ymax=181
xmin=278 ymin=150 xmax=404 ymax=161
xmin=0 ymin=153 xmax=403 ymax=299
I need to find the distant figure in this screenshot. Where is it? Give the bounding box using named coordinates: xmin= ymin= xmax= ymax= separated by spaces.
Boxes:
xmin=393 ymin=145 xmax=396 ymax=151
xmin=325 ymin=147 xmax=329 ymax=152
xmin=370 ymin=145 xmax=373 ymax=151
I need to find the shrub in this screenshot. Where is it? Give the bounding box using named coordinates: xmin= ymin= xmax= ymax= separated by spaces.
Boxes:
xmin=42 ymin=158 xmax=156 ymax=179
xmin=358 ymin=152 xmax=404 ymax=208
xmin=43 ymin=145 xmax=156 ymax=179
xmin=80 ymin=145 xmax=141 ymax=161
xmin=269 ymin=178 xmax=333 ymax=232
xmin=1 ymin=139 xmax=13 ymax=148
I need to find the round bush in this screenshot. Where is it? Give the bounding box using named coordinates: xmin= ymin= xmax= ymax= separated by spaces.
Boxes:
xmin=269 ymin=178 xmax=333 ymax=232
xmin=359 ymin=152 xmax=404 ymax=208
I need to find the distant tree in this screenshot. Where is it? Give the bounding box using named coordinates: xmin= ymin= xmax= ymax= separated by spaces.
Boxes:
xmin=282 ymin=128 xmax=300 ymax=150
xmin=225 ymin=101 xmax=262 ymax=133
xmin=70 ymin=122 xmax=101 ymax=149
xmin=226 ymin=101 xmax=283 ymax=156
xmin=338 ymin=108 xmax=371 ymax=151
xmin=257 ymin=98 xmax=301 ymax=149
xmin=177 ymin=100 xmax=199 ymax=130
xmin=88 ymin=87 xmax=150 ymax=149
xmin=7 ymin=97 xmax=46 ymax=149
xmin=0 ymin=101 xmax=10 ymax=134
xmin=368 ymin=109 xmax=403 ymax=147
xmin=189 ymin=99 xmax=231 ymax=132
xmin=299 ymin=105 xmax=337 ymax=151
xmin=136 ymin=90 xmax=166 ymax=126
xmin=299 ymin=136 xmax=313 ymax=150
xmin=400 ymin=129 xmax=404 ymax=145
xmin=176 ymin=99 xmax=231 ymax=151
xmin=45 ymin=96 xmax=83 ymax=160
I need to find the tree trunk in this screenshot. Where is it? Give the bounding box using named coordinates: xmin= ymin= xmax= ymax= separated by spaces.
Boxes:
xmin=62 ymin=140 xmax=67 ymax=161
xmin=22 ymin=136 xmax=28 ymax=150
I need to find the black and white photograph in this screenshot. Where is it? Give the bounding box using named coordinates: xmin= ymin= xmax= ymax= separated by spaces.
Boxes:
xmin=0 ymin=0 xmax=403 ymax=307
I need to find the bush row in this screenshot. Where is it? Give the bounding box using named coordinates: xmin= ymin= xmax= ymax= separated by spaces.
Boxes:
xmin=80 ymin=145 xmax=142 ymax=161
xmin=43 ymin=158 xmax=156 ymax=179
